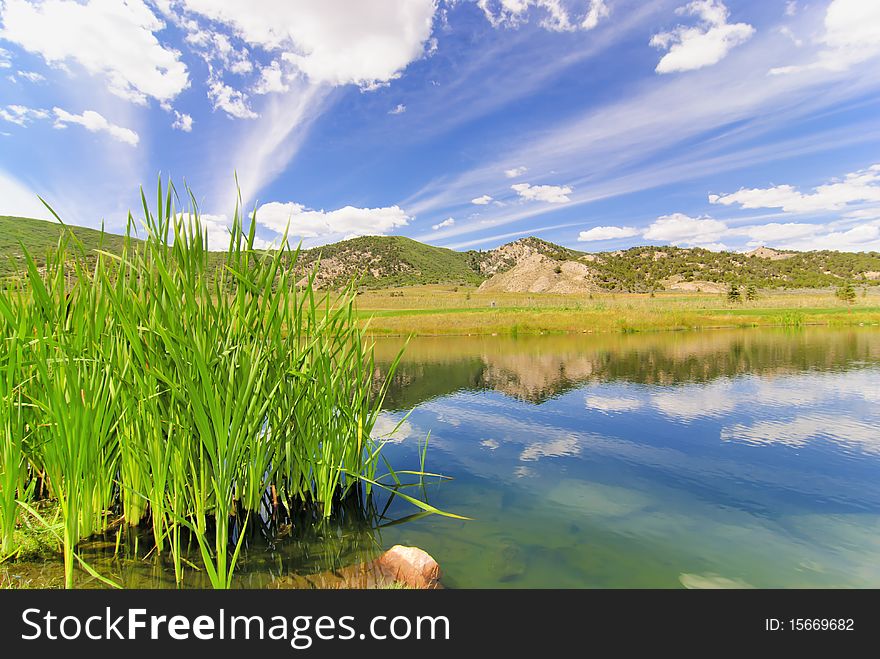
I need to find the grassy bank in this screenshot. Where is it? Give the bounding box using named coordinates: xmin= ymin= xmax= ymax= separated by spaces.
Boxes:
xmin=0 ymin=181 xmax=452 ymax=589
xmin=355 ymin=286 xmax=880 ymax=335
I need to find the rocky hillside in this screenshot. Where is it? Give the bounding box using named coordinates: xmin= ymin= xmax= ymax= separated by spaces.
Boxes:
xmin=471 ymin=236 xmax=584 ymax=276
xmin=478 ymin=253 xmax=596 ymax=294
xmin=293 ymin=236 xmax=880 ymax=292
xmin=2 ymin=216 xmax=879 ymax=292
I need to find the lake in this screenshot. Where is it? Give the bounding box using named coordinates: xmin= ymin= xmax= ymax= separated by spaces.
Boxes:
xmin=9 ymin=326 xmax=880 ymax=589
xmin=370 ymin=327 xmax=880 ymax=588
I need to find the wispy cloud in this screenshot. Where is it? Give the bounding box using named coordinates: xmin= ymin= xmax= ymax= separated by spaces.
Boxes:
xmin=770 ymin=0 xmax=880 ymax=75
xmin=53 ymin=108 xmax=139 ymax=146
xmin=407 ymin=19 xmax=880 ymax=246
xmin=0 ymin=104 xmax=48 ymax=126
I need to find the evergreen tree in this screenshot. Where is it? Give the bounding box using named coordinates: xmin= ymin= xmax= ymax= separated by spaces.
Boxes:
xmin=727 ymin=283 xmax=741 ymax=303
xmin=836 ymin=281 xmax=856 ymax=304
xmin=745 ymin=284 xmax=757 ymax=301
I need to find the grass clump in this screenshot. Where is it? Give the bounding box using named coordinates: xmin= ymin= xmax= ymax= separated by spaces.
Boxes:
xmin=0 ymin=178 xmax=453 ymax=588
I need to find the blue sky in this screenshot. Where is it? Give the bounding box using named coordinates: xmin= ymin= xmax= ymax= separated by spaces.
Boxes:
xmin=1 ymin=0 xmax=879 ymax=253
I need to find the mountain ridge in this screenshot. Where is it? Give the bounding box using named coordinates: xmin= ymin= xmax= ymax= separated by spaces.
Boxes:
xmin=2 ymin=216 xmax=879 ymax=292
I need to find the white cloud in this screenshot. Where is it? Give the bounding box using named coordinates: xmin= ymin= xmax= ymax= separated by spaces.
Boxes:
xmin=477 ymin=0 xmax=570 ymax=32
xmin=432 ymin=217 xmax=455 ymax=230
xmin=767 ymin=225 xmax=880 ymax=252
xmin=52 ymin=108 xmax=139 ymax=146
xmin=183 ymin=25 xmax=253 ymax=77
xmin=692 ymin=242 xmax=727 ymax=252
xmin=577 ymin=225 xmax=639 ymax=241
xmin=471 ymin=194 xmax=494 ymax=205
xmin=10 ymin=69 xmax=44 ymax=83
xmin=177 ymin=212 xmax=274 ymax=251
xmin=254 ymin=201 xmax=410 ymax=239
xmin=0 ymin=103 xmax=141 ymax=146
xmin=785 ymin=1 xmax=797 ymax=17
xmin=778 ymin=26 xmax=803 ymax=48
xmin=709 ymin=163 xmax=880 ymax=213
xmin=229 ymin=58 xmax=254 ymax=75
xmin=643 ymin=213 xmax=727 ymax=246
xmin=737 ymin=222 xmax=818 ymax=245
xmin=253 ymin=60 xmax=288 ymax=95
xmin=511 ymin=182 xmax=572 ymax=203
xmin=0 ymin=0 xmax=189 ymax=105
xmin=207 ymin=83 xmax=331 ymax=214
xmin=504 ymin=166 xmax=527 ymax=178
xmin=582 ymin=0 xmax=610 ymax=30
xmin=0 ymin=169 xmax=53 ymax=219
xmin=198 ymin=213 xmax=233 ymax=250
xmin=651 ymin=0 xmax=755 ymax=74
xmin=0 ymin=46 xmax=11 ymax=68
xmin=389 ymin=103 xmax=406 ymax=115
xmin=770 ymin=0 xmax=880 ymax=74
xmin=207 ymin=73 xmax=258 ymax=119
xmin=477 ymin=0 xmax=609 ymax=32
xmin=0 ymin=104 xmax=48 ymax=126
xmin=171 ymin=110 xmax=193 ymax=132
xmin=180 ymin=0 xmax=437 ymax=89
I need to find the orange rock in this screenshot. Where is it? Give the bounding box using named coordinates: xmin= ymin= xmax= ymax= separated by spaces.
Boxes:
xmin=376 ymin=545 xmax=441 ymax=589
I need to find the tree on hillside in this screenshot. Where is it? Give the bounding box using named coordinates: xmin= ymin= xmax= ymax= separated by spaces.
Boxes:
xmin=727 ymin=283 xmax=741 ymax=303
xmin=745 ymin=284 xmax=758 ymax=301
xmin=836 ymin=281 xmax=856 ymax=304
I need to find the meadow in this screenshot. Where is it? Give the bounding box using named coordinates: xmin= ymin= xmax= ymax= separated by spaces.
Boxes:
xmin=355 ymin=285 xmax=880 ymax=335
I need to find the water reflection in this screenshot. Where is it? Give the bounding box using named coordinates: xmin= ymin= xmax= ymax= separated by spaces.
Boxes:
xmin=373 ymin=328 xmax=880 ymax=588
xmin=375 ymin=328 xmax=880 ymax=409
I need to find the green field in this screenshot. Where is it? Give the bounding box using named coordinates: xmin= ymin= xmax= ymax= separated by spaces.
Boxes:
xmin=354 ymin=285 xmax=880 ymax=335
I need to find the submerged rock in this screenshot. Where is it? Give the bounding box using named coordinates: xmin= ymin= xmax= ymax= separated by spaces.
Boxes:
xmin=269 ymin=545 xmax=442 ymax=590
xmin=487 ymin=541 xmax=527 ymax=583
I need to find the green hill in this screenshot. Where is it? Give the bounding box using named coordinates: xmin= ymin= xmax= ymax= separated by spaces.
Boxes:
xmin=2 ymin=215 xmax=879 ymax=291
xmin=0 ymin=215 xmax=132 ymax=278
xmin=297 ymin=235 xmax=483 ymax=288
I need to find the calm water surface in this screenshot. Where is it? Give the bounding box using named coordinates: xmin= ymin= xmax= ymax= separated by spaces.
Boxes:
xmin=10 ymin=327 xmax=880 ymax=588
xmin=371 ymin=328 xmax=880 ymax=588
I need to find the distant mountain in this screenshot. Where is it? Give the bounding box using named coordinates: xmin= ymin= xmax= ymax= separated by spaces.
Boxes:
xmin=2 ymin=216 xmax=879 ymax=291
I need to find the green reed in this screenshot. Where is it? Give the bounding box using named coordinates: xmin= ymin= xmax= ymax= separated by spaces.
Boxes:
xmin=0 ymin=178 xmax=456 ymax=588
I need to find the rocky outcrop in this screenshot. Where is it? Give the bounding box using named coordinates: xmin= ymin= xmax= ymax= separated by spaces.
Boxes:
xmin=477 ymin=253 xmax=597 ymax=294
xmin=745 ymin=246 xmax=794 ymax=260
xmin=664 ymin=279 xmax=727 ymax=293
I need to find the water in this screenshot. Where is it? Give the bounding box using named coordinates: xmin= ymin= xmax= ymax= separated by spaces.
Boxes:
xmin=370 ymin=328 xmax=880 ymax=588
xmin=7 ymin=327 xmax=880 ymax=588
